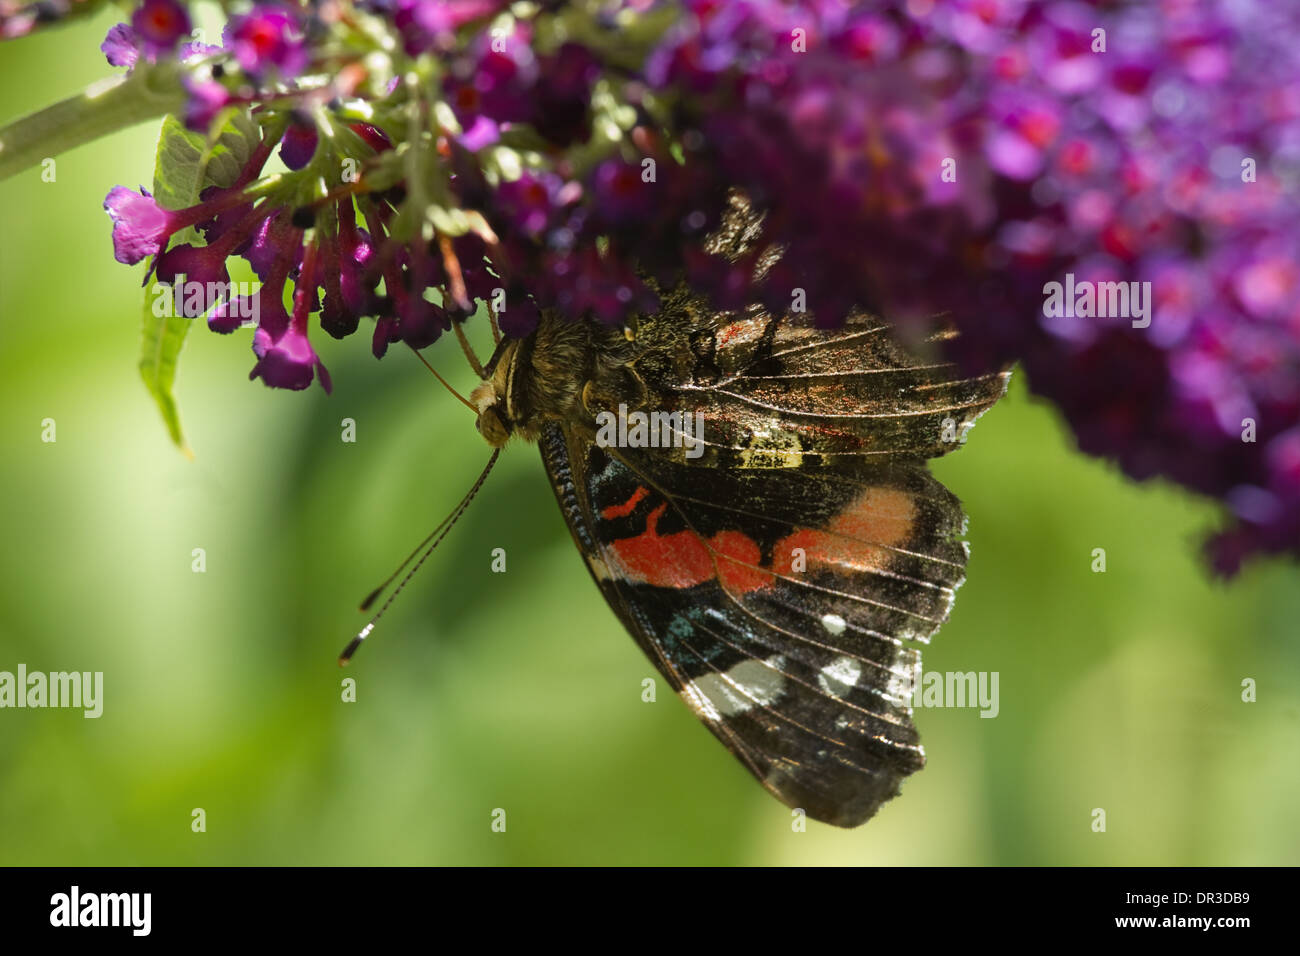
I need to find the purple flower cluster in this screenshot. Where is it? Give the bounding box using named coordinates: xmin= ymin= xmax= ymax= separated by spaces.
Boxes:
xmin=644 ymin=0 xmax=1300 ymax=573
xmin=95 ymin=0 xmax=1300 ymax=574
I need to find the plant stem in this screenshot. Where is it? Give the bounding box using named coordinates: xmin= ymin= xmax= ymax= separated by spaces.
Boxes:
xmin=0 ymin=63 xmax=185 ymax=181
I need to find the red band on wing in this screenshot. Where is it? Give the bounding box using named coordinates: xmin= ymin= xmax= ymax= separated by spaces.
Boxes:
xmin=607 ymin=502 xmax=774 ymax=593
xmin=773 ymin=487 xmax=916 ymax=574
xmin=608 ymin=503 xmax=711 ymax=588
xmin=604 ymin=486 xmax=916 ymax=593
xmin=602 ymin=485 xmax=649 ymax=520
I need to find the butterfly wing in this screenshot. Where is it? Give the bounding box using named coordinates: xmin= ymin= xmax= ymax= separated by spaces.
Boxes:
xmin=539 ymin=423 xmax=972 ymax=827
xmin=527 ymin=194 xmax=1006 ymax=824
xmin=621 ymin=307 xmax=1010 ymax=466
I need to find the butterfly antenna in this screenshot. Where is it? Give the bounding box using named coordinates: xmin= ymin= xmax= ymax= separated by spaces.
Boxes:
xmin=339 ymin=448 xmax=501 ymax=665
xmin=452 ymin=318 xmax=485 ymax=378
xmin=407 ymin=343 xmax=476 ymax=412
xmin=434 ymin=233 xmax=486 ymax=377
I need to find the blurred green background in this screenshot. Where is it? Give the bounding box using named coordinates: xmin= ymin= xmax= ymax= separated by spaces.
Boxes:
xmin=2 ymin=14 xmax=1298 ymax=866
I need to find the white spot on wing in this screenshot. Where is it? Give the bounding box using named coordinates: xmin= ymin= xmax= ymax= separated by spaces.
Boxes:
xmin=586 ymin=554 xmax=611 ymax=581
xmin=681 ymin=680 xmax=722 ymax=722
xmin=817 ymin=655 xmax=862 ymax=699
xmin=820 ymin=612 xmax=847 ymax=636
xmin=690 ymin=656 xmax=787 ymax=717
xmin=883 ymin=661 xmax=918 ymax=709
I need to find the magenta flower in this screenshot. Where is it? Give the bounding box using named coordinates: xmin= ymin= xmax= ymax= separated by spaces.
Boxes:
xmin=250 ymin=244 xmax=330 ymax=392
xmin=155 ymin=243 xmax=232 ymax=316
xmin=209 ymin=282 xmax=287 ymax=335
xmin=240 ymin=212 xmax=297 ymax=283
xmin=251 ymin=322 xmax=330 ymax=392
xmin=210 ymin=216 xmax=296 ymax=336
xmin=391 ymin=0 xmax=508 ymax=55
xmin=101 ymin=23 xmax=140 ymax=68
xmin=348 ymin=123 xmax=393 ymax=155
xmin=320 ymin=200 xmax=376 ymax=339
xmin=182 ymin=75 xmax=234 ymax=132
xmin=494 ymin=172 xmax=570 ymax=238
xmin=104 ymin=153 xmax=270 ymax=268
xmin=531 ymin=43 xmax=599 ymax=147
xmin=493 ymin=283 xmax=541 ymax=338
xmin=589 ymin=160 xmax=657 ymax=228
xmin=444 ymin=33 xmax=538 ymax=129
xmin=103 ymin=187 xmax=178 ymax=264
xmin=129 ymin=0 xmax=191 ymax=58
xmin=226 ymin=5 xmax=307 ymax=81
xmin=278 ymin=120 xmax=318 ymax=171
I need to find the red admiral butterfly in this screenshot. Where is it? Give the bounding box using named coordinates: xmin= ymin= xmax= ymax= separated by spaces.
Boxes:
xmin=348 ymin=196 xmax=1009 ymax=828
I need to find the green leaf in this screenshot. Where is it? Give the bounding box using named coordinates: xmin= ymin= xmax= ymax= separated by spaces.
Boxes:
xmin=428 ymin=203 xmax=472 ymax=237
xmin=139 ymin=284 xmax=193 ymax=455
xmin=139 ymin=111 xmax=261 ymax=455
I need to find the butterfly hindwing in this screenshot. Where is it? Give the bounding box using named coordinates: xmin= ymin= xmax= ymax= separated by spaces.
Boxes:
xmin=539 ymin=423 xmax=972 ymax=827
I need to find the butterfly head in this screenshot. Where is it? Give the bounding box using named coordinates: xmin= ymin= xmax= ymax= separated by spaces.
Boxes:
xmin=467 ymin=317 xmax=631 ymax=448
xmin=470 ymin=381 xmax=511 ymax=447
xmin=470 ymin=336 xmax=521 ymax=448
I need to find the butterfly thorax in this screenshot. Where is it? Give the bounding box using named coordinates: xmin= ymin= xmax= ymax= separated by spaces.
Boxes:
xmin=472 ymin=312 xmax=658 ymax=446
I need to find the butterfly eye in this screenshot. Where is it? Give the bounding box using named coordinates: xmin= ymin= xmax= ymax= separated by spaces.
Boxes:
xmin=475 ymin=405 xmax=511 ymax=447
